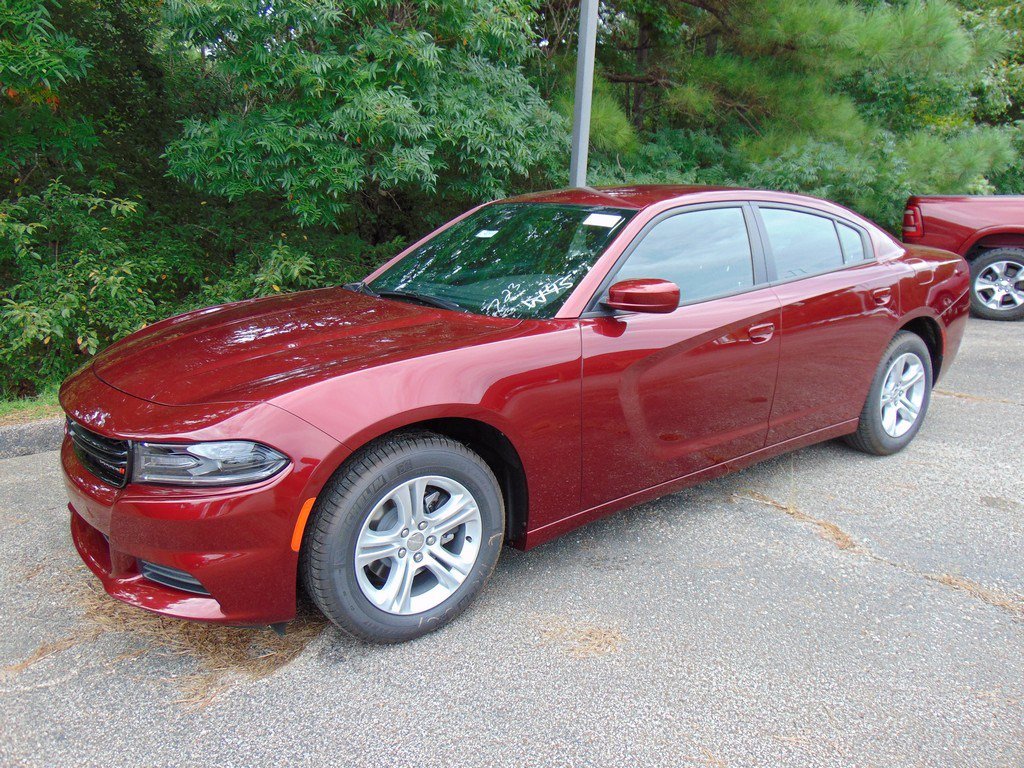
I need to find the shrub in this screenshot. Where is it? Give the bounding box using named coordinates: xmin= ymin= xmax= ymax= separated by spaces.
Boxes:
xmin=0 ymin=180 xmax=398 ymax=398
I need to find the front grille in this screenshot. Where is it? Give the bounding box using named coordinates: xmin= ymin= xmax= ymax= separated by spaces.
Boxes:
xmin=67 ymin=418 xmax=131 ymax=487
xmin=138 ymin=560 xmax=210 ymax=595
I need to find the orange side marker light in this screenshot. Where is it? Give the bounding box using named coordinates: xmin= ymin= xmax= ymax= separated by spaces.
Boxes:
xmin=291 ymin=497 xmax=317 ymax=552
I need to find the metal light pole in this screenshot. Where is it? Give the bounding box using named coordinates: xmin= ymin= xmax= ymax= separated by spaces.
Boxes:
xmin=569 ymin=0 xmax=598 ymax=188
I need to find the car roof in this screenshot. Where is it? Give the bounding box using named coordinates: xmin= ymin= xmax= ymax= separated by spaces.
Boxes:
xmin=504 ymin=185 xmax=743 ymax=210
xmin=503 ymin=185 xmax=889 ymax=236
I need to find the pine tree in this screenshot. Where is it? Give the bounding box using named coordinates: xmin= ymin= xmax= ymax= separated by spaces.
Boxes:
xmin=535 ymin=0 xmax=1017 ymax=227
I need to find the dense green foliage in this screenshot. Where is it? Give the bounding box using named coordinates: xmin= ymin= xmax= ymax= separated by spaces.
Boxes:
xmin=558 ymin=0 xmax=1018 ymax=224
xmin=1 ymin=0 xmax=1022 ymax=398
xmin=163 ymin=0 xmax=561 ymax=224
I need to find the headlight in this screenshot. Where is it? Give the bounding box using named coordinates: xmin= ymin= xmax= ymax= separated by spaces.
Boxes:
xmin=132 ymin=441 xmax=289 ymax=486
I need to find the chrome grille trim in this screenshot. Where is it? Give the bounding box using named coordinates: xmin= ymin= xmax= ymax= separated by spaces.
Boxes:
xmin=67 ymin=418 xmax=131 ymax=488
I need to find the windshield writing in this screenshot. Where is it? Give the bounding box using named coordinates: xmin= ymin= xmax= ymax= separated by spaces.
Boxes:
xmin=371 ymin=203 xmax=633 ymax=319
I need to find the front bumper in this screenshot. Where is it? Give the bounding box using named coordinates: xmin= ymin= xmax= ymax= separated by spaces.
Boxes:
xmin=65 ymin=440 xmax=298 ymax=625
xmin=60 ymin=369 xmax=347 ymax=625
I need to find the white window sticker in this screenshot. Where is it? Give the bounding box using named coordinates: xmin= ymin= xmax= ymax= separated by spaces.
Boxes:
xmin=475 ymin=229 xmax=498 ymax=238
xmin=583 ymin=213 xmax=623 ymax=228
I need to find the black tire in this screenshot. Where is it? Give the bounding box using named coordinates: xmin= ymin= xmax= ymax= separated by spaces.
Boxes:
xmin=844 ymin=331 xmax=933 ymax=456
xmin=968 ymin=248 xmax=1024 ymax=321
xmin=300 ymin=431 xmax=504 ymax=643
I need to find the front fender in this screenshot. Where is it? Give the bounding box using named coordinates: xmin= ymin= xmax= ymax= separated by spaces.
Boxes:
xmin=270 ymin=321 xmax=585 ymax=543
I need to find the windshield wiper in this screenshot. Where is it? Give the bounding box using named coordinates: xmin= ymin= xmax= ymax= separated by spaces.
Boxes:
xmin=375 ymin=290 xmax=464 ymax=312
xmin=343 ymin=280 xmax=379 ymax=297
xmin=345 ymin=281 xmax=462 ymax=312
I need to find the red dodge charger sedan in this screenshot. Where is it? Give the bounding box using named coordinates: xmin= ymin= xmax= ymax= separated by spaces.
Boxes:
xmin=61 ymin=186 xmax=970 ymax=642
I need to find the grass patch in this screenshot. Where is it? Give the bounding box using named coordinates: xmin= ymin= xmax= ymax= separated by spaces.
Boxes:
xmin=3 ymin=566 xmax=326 ymax=707
xmin=536 ymin=616 xmax=625 ymax=658
xmin=0 ymin=388 xmax=61 ymax=427
xmin=1 ymin=628 xmax=103 ymax=675
xmin=68 ymin=574 xmax=327 ymax=706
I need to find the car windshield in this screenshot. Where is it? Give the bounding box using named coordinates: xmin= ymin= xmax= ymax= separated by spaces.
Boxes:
xmin=370 ymin=203 xmax=634 ymax=319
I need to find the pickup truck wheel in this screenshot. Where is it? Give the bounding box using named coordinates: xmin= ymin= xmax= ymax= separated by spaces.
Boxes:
xmin=300 ymin=431 xmax=504 ymax=643
xmin=969 ymin=249 xmax=1024 ymax=321
xmin=845 ymin=331 xmax=932 ymax=456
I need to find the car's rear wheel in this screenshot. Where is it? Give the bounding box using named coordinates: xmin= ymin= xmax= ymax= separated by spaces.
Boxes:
xmin=969 ymin=248 xmax=1024 ymax=321
xmin=845 ymin=331 xmax=932 ymax=456
xmin=300 ymin=431 xmax=504 ymax=643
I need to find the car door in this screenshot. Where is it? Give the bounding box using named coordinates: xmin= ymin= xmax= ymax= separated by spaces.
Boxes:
xmin=753 ymin=204 xmax=903 ymax=445
xmin=580 ymin=203 xmax=782 ymax=510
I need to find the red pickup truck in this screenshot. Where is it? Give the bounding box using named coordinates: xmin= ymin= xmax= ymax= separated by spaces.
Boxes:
xmin=902 ymin=195 xmax=1024 ymax=320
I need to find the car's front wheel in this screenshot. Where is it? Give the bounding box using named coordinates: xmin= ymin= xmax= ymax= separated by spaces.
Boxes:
xmin=969 ymin=248 xmax=1024 ymax=321
xmin=300 ymin=431 xmax=504 ymax=643
xmin=845 ymin=331 xmax=933 ymax=456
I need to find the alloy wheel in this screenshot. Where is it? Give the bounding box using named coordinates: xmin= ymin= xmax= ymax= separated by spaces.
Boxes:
xmin=354 ymin=475 xmax=482 ymax=615
xmin=879 ymin=352 xmax=926 ymax=438
xmin=974 ymin=259 xmax=1024 ymax=312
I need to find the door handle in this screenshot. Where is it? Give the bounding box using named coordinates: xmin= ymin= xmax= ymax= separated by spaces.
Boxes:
xmin=747 ymin=322 xmax=775 ymax=344
xmin=871 ymin=288 xmax=892 ymax=306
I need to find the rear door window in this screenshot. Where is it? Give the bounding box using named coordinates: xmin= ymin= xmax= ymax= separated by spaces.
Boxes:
xmin=837 ymin=222 xmax=867 ymax=263
xmin=760 ymin=208 xmax=844 ymax=280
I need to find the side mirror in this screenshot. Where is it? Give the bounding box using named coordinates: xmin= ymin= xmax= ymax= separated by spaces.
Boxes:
xmin=602 ymin=278 xmax=680 ymax=314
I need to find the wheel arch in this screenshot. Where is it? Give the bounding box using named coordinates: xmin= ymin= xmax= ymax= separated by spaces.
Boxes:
xmin=410 ymin=417 xmax=529 ymax=548
xmin=898 ymin=315 xmax=943 ymax=382
xmin=963 ymin=229 xmax=1024 ymax=259
xmin=300 ymin=413 xmax=530 ymax=552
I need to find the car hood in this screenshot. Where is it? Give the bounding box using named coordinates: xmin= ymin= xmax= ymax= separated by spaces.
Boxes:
xmin=92 ymin=287 xmax=521 ymax=406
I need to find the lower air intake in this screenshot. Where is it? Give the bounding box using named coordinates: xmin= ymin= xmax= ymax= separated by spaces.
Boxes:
xmin=138 ymin=560 xmax=210 ymax=595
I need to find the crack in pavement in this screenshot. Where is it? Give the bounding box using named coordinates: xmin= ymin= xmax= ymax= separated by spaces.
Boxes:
xmin=732 ymin=488 xmax=1024 ymax=623
xmin=731 ymin=490 xmax=859 ymax=551
xmin=934 ymin=388 xmax=1023 ymax=407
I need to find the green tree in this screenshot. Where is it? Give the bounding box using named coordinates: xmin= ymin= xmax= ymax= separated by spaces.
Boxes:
xmin=0 ymin=0 xmax=93 ymax=183
xmin=3 ymin=0 xmax=1024 ymax=399
xmin=961 ymin=0 xmax=1024 ymax=192
xmin=163 ymin=0 xmax=564 ymax=228
xmin=538 ymin=0 xmax=1016 ymax=228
